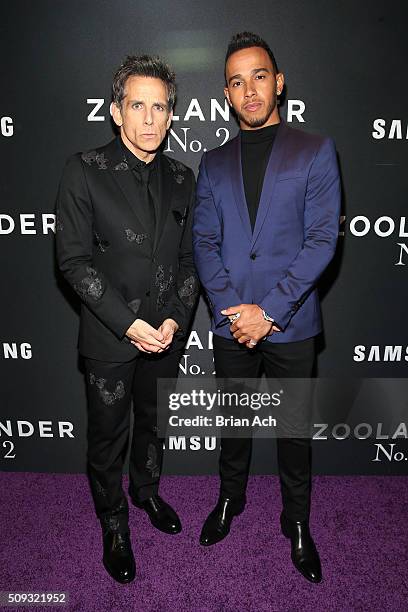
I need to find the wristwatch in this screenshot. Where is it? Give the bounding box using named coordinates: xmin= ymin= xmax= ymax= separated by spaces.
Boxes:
xmin=262 ymin=309 xmax=275 ymax=341
xmin=262 ymin=309 xmax=275 ymax=323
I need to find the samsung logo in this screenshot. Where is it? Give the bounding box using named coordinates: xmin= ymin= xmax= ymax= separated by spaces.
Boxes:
xmin=372 ymin=119 xmax=408 ymax=140
xmin=164 ymin=436 xmax=217 ymax=451
xmin=354 ymin=345 xmax=408 ymax=362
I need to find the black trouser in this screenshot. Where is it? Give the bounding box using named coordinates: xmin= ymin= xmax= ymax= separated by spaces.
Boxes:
xmin=213 ymin=334 xmax=315 ymax=522
xmin=83 ymin=349 xmax=182 ymax=525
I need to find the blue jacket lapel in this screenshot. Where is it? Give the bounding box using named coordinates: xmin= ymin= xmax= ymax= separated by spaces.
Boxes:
xmin=229 ymin=135 xmax=252 ymax=242
xmin=251 ymin=120 xmax=288 ymax=249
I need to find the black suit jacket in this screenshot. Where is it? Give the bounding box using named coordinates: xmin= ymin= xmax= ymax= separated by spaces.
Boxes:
xmin=56 ymin=136 xmax=199 ymax=361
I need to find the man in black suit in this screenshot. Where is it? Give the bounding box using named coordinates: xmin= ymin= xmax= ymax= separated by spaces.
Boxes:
xmin=56 ymin=55 xmax=199 ymax=583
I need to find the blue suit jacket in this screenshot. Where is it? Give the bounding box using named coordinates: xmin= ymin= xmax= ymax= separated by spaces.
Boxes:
xmin=192 ymin=120 xmax=341 ymax=343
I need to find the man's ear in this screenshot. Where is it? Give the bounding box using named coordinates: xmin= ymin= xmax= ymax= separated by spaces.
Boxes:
xmin=110 ymin=102 xmax=123 ymax=127
xmin=276 ymin=73 xmax=285 ymax=96
xmin=166 ymin=109 xmax=173 ymax=130
xmin=224 ymin=87 xmax=232 ymax=107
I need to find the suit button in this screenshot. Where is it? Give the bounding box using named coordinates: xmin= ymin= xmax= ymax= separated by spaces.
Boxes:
xmin=250 ymin=253 xmax=257 ymax=260
xmin=145 ymin=291 xmax=150 ymax=297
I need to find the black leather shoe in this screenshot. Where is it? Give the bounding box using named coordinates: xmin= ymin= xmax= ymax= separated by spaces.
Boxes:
xmin=102 ymin=529 xmax=136 ymax=584
xmin=131 ymin=495 xmax=182 ymax=534
xmin=280 ymin=512 xmax=322 ymax=583
xmin=199 ymin=495 xmax=246 ymax=546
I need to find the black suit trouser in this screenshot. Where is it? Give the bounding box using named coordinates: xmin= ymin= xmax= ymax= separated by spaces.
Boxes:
xmin=212 ymin=333 xmax=315 ymax=522
xmin=83 ymin=349 xmax=182 ymax=524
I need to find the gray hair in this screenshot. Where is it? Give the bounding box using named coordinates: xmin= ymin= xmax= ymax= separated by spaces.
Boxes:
xmin=112 ymin=54 xmax=176 ymax=110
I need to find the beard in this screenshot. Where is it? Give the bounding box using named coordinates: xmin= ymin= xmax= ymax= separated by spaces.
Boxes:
xmin=235 ymin=93 xmax=277 ymax=128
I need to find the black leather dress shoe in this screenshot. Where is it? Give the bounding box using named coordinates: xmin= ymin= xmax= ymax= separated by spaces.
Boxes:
xmin=102 ymin=529 xmax=136 ymax=584
xmin=131 ymin=495 xmax=182 ymax=534
xmin=199 ymin=496 xmax=246 ymax=546
xmin=280 ymin=512 xmax=322 ymax=583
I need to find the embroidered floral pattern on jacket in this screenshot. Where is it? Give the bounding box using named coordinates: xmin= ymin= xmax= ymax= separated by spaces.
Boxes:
xmin=81 ymin=150 xmax=108 ymax=170
xmin=93 ymin=231 xmax=110 ymax=253
xmin=155 ymin=265 xmax=174 ymax=311
xmin=178 ymin=275 xmax=199 ymax=308
xmin=89 ymin=372 xmax=126 ymax=406
xmin=114 ymin=161 xmax=129 ymax=171
xmin=125 ymin=229 xmax=148 ymax=244
xmin=74 ymin=266 xmax=104 ymax=301
xmin=167 ymin=157 xmax=187 ymax=184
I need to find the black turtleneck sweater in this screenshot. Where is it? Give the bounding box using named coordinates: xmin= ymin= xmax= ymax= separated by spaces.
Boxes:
xmin=241 ymin=122 xmax=280 ymax=231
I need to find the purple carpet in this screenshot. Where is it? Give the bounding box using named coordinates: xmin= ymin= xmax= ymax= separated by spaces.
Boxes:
xmin=0 ymin=473 xmax=407 ymax=611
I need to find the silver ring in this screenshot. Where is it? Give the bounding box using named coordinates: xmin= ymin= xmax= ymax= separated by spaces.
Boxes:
xmin=248 ymin=339 xmax=257 ymax=346
xmin=229 ymin=312 xmax=241 ymax=323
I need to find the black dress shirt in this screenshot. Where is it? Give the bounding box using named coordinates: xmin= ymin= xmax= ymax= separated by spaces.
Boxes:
xmin=120 ymin=140 xmax=160 ymax=241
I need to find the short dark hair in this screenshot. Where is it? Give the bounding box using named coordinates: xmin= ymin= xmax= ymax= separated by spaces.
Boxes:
xmin=112 ymin=54 xmax=176 ymax=110
xmin=225 ymin=32 xmax=279 ymax=79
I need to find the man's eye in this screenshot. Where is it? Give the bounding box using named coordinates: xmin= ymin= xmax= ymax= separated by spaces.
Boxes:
xmin=132 ymin=103 xmax=142 ymax=109
xmin=154 ymin=105 xmax=164 ymax=111
xmin=232 ymin=81 xmax=242 ymax=87
xmin=255 ymin=74 xmax=266 ymax=80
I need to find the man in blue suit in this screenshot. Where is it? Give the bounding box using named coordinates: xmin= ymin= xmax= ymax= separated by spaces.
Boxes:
xmin=193 ymin=32 xmax=340 ymax=583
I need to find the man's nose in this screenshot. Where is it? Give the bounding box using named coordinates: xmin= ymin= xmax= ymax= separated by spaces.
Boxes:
xmin=144 ymin=109 xmax=153 ymax=125
xmin=244 ymin=83 xmax=256 ymax=98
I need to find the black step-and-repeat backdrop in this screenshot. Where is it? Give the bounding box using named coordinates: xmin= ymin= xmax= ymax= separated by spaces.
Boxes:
xmin=1 ymin=1 xmax=407 ymax=475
